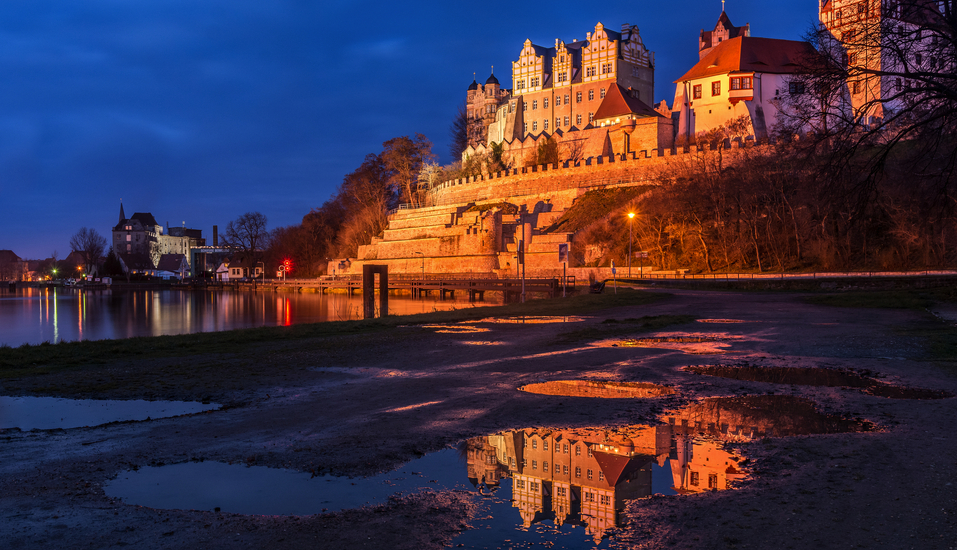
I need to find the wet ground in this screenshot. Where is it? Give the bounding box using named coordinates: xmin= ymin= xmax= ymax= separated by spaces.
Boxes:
xmin=2 ymin=288 xmax=957 ymax=549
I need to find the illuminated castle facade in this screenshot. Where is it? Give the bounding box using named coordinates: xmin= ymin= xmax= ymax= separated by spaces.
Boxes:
xmin=464 ymin=22 xmax=673 ymax=166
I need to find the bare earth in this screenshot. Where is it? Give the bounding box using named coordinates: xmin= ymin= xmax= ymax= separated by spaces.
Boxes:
xmin=2 ymin=288 xmax=956 ymax=549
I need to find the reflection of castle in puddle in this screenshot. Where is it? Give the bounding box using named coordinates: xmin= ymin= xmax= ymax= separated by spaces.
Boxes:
xmin=464 ymin=396 xmax=868 ymax=542
xmin=465 ymin=422 xmax=743 ymax=542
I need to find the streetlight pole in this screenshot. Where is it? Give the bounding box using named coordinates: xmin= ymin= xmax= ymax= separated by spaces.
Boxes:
xmin=627 ymin=212 xmax=635 ymax=278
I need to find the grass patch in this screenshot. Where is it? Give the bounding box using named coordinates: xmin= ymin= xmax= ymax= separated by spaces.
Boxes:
xmin=554 ymin=314 xmax=697 ymax=344
xmin=0 ymin=288 xmax=670 ymax=372
xmin=803 ymin=287 xmax=957 ymax=310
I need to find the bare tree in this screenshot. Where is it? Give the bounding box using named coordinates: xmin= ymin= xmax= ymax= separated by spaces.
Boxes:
xmin=69 ymin=227 xmax=107 ymax=275
xmin=223 ymin=212 xmax=269 ymax=260
xmin=381 ymin=134 xmax=435 ymax=208
xmin=779 ymin=1 xmax=957 ymax=196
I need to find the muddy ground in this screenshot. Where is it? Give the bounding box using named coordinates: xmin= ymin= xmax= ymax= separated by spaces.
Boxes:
xmin=2 ymin=287 xmax=956 ymax=549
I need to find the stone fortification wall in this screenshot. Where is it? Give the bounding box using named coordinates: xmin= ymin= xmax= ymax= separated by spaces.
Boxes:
xmin=428 ymin=141 xmax=758 ymax=208
xmin=341 ymin=142 xmax=768 ymax=277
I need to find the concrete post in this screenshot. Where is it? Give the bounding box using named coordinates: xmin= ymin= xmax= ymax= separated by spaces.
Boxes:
xmin=362 ymin=264 xmax=388 ymax=319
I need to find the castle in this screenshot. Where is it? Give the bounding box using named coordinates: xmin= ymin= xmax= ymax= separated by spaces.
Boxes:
xmin=463 ymin=22 xmax=673 ymax=168
xmin=335 ymin=3 xmax=948 ymax=277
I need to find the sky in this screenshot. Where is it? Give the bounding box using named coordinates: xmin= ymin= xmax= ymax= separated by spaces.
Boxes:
xmin=0 ymin=0 xmax=818 ymax=260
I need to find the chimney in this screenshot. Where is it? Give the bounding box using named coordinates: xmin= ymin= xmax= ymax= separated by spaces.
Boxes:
xmin=213 ymin=225 xmax=218 ymax=247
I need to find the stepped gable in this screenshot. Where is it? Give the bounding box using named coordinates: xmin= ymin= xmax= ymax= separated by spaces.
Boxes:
xmin=678 ymin=36 xmax=816 ymax=82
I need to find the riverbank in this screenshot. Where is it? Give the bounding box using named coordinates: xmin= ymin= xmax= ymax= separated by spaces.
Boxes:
xmin=2 ymin=287 xmax=956 ymax=549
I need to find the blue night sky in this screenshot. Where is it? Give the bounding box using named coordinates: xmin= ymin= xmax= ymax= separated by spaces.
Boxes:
xmin=0 ymin=0 xmax=817 ymax=260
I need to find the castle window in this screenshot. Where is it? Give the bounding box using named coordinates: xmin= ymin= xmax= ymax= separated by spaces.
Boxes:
xmin=555 ymin=95 xmax=561 ymax=106
xmin=730 ymin=77 xmax=752 ymax=90
xmin=789 ymin=82 xmax=806 ymax=95
xmin=532 ymin=100 xmax=538 ymax=110
xmin=564 ymin=94 xmax=569 ymax=104
xmin=690 ymin=471 xmax=700 ymax=486
xmin=711 ymin=81 xmax=721 ymax=96
xmin=600 ymin=495 xmax=611 ymax=505
xmin=852 ymin=81 xmax=861 ymax=94
xmin=588 ymin=112 xmax=594 ymax=123
xmin=523 ymin=102 xmax=528 ymax=112
xmin=587 ymin=469 xmax=593 ymax=480
xmin=576 ymin=114 xmax=582 ymax=125
xmin=533 ymin=121 xmax=538 ymax=131
xmin=516 ymin=479 xmax=525 ymax=490
xmin=563 ymin=465 xmax=568 ymax=474
xmin=556 ymin=117 xmax=560 ymax=128
xmin=557 ymin=486 xmax=566 ymax=497
xmin=600 ymin=88 xmax=606 ymax=98
xmin=575 ymin=466 xmax=581 ymax=477
xmin=709 ymin=474 xmax=719 ymax=489
xmin=524 ymin=122 xmax=528 ymax=133
xmin=563 ymin=116 xmax=569 ymax=126
xmin=544 ymin=119 xmax=549 ymax=130
xmin=543 ymin=461 xmax=548 ymax=471
xmin=532 ymin=460 xmax=538 ymax=469
xmin=588 ymin=90 xmax=594 ymax=100
xmin=530 ymin=481 xmax=539 ymax=491
xmin=693 ymin=85 xmax=702 ymax=99
xmin=576 ymin=91 xmax=582 ymax=103
xmin=543 ymin=98 xmax=548 ymax=109
xmin=584 ymin=492 xmax=595 ymax=503
xmin=532 ymin=439 xmax=537 ymax=449
xmin=599 ymin=472 xmax=604 ymax=481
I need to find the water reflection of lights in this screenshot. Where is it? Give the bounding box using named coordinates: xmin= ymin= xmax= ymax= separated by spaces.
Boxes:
xmin=696 ymin=319 xmax=749 ymax=324
xmin=597 ymin=332 xmax=740 ymax=355
xmin=457 ymin=340 xmax=507 ymax=346
xmin=519 ymin=380 xmax=676 ymax=399
xmin=472 ymin=316 xmax=589 ymax=324
xmin=419 ymin=324 xmax=490 ymax=334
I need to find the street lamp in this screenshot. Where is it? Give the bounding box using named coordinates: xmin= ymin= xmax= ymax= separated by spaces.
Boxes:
xmin=628 ymin=212 xmax=635 ymax=277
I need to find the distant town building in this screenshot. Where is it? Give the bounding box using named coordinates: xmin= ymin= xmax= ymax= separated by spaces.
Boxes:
xmin=0 ymin=250 xmax=26 ymax=281
xmin=112 ymin=202 xmax=206 ymax=276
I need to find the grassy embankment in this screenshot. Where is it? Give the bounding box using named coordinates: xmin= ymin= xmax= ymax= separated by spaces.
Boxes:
xmin=0 ymin=288 xmax=675 ymax=380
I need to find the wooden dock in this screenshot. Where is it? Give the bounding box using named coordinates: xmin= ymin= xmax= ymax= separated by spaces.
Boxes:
xmin=240 ymin=274 xmax=574 ymax=300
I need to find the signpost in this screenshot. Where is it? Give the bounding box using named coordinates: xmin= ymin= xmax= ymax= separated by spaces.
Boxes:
xmin=611 ymin=260 xmax=617 ymax=294
xmin=636 ymin=251 xmax=649 ymax=278
xmin=558 ymin=243 xmax=568 ymax=297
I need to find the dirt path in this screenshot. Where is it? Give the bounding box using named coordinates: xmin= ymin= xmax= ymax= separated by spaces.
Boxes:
xmin=2 ymin=288 xmax=956 ymax=549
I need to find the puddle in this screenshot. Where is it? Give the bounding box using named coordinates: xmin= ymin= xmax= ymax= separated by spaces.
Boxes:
xmin=473 ymin=316 xmax=588 ymax=324
xmin=0 ymin=396 xmax=220 ymax=431
xmin=106 ymin=424 xmax=739 ymax=548
xmin=663 ymin=395 xmax=873 ymax=439
xmin=519 ymin=380 xmax=676 ymax=399
xmin=601 ymin=333 xmax=736 ymax=355
xmin=419 ymin=324 xmax=490 ymax=334
xmin=105 ymin=395 xmax=867 ymax=548
xmin=458 ymin=340 xmax=507 ymax=346
xmin=685 ymin=365 xmax=953 ymax=400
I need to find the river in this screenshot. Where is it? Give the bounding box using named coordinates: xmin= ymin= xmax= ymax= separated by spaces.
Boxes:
xmin=0 ymin=287 xmax=501 ymax=347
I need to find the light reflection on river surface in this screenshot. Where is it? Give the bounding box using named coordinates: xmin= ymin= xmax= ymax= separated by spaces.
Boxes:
xmin=0 ymin=287 xmax=500 ymax=346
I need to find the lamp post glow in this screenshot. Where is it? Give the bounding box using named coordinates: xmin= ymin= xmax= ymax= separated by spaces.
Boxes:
xmin=627 ymin=212 xmax=635 ymax=277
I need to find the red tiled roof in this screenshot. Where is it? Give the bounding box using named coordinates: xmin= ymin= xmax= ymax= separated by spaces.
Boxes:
xmin=593 ymin=83 xmax=661 ymax=121
xmin=677 ymin=36 xmax=817 ymax=82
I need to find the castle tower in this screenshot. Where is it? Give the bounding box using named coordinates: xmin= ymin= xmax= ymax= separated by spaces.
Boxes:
xmin=699 ymin=9 xmax=750 ymax=59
